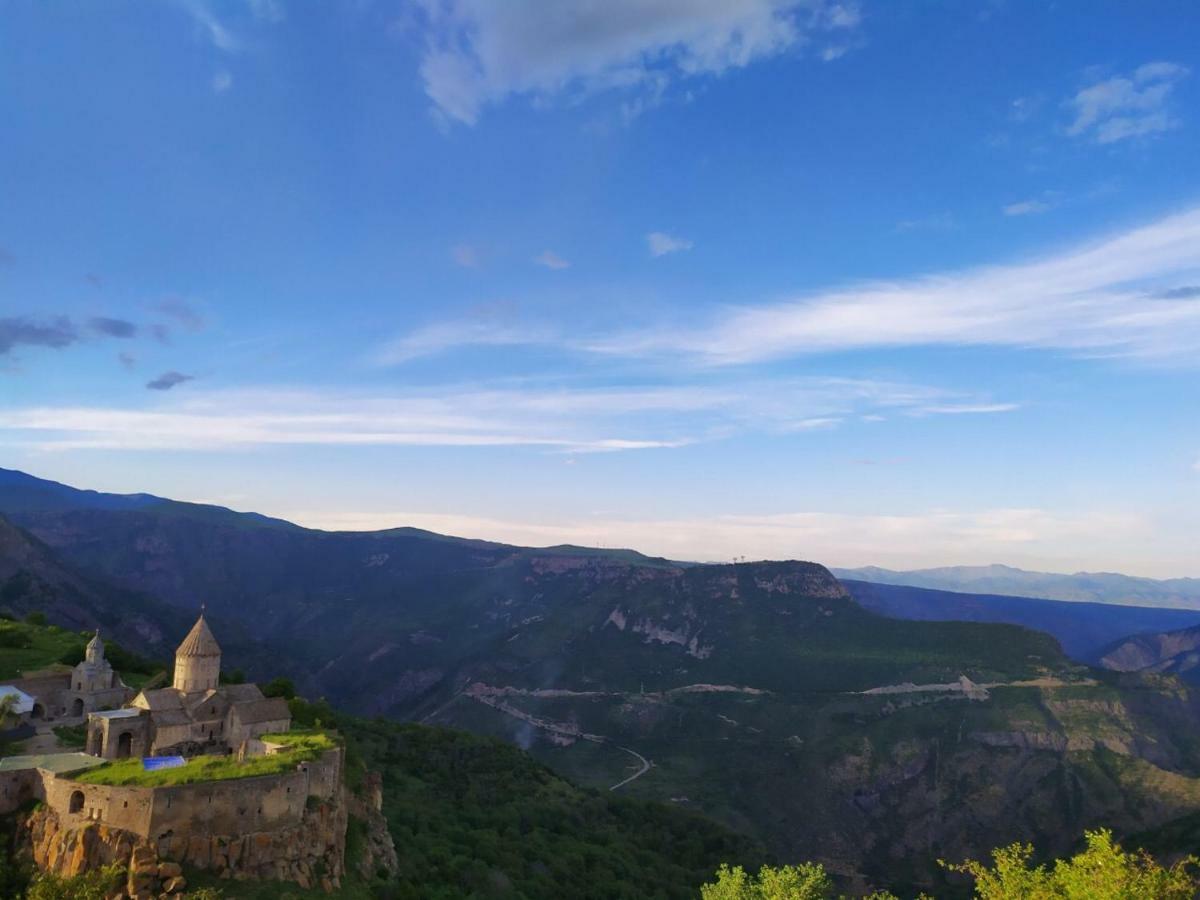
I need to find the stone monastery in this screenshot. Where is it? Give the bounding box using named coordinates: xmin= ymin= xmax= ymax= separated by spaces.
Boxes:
xmin=0 ymin=614 xmax=397 ymax=894
xmin=87 ymin=613 xmax=290 ymax=760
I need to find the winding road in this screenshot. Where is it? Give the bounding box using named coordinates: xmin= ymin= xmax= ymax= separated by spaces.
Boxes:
xmin=609 ymin=745 xmax=652 ymax=791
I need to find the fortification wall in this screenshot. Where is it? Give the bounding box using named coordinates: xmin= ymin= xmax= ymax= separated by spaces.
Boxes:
xmin=17 ymin=748 xmax=352 ymax=891
xmin=147 ymin=769 xmax=308 ymax=836
xmin=0 ymin=768 xmax=41 ymax=815
xmin=42 ymin=774 xmax=155 ymax=835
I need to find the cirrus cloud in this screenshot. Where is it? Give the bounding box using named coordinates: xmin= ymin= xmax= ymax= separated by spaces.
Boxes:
xmin=414 ymin=0 xmax=863 ymax=125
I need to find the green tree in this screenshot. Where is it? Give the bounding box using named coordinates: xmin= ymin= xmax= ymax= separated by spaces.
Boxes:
xmin=24 ymin=611 xmax=47 ymax=627
xmin=25 ymin=864 xmax=124 ymax=900
xmin=701 ymin=862 xmax=840 ymax=900
xmin=263 ymin=676 xmax=296 ymax=699
xmin=943 ymin=829 xmax=1199 ymax=900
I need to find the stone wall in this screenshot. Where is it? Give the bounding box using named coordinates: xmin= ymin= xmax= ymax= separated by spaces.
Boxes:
xmin=21 ymin=749 xmax=353 ymax=893
xmin=0 ymin=768 xmax=40 ymax=815
xmin=43 ymin=776 xmax=155 ymax=835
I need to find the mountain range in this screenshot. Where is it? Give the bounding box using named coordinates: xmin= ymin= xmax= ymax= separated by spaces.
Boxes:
xmin=4 ymin=466 xmax=1200 ymax=892
xmin=834 ymin=564 xmax=1200 ymax=609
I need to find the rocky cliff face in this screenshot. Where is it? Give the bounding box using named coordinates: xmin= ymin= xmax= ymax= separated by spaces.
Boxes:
xmin=22 ymin=785 xmax=352 ymax=894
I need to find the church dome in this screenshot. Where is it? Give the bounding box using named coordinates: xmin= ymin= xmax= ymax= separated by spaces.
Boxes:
xmin=85 ymin=629 xmax=104 ymax=662
xmin=176 ymin=614 xmax=221 ymax=657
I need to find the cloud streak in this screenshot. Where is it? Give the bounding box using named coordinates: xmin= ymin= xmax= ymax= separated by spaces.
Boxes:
xmin=647 ymin=231 xmax=694 ymax=256
xmin=586 ymin=206 xmax=1200 ymax=364
xmin=146 ymin=371 xmax=196 ymax=391
xmin=415 ymin=0 xmax=862 ymax=125
xmin=0 ymin=377 xmax=1015 ymax=453
xmin=0 ymin=317 xmax=79 ymax=355
xmin=379 ymin=206 xmax=1200 ymax=367
xmin=1065 ymin=62 xmax=1189 ymax=144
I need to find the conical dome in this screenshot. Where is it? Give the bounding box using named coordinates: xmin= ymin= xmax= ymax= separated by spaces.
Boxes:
xmin=176 ymin=614 xmax=221 ymax=657
xmin=85 ymin=629 xmax=104 ymax=663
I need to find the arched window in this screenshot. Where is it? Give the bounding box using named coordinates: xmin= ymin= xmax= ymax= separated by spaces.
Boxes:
xmin=69 ymin=791 xmax=85 ymax=814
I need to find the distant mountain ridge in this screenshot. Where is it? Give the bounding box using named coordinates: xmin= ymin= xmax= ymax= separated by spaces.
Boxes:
xmin=1100 ymin=624 xmax=1200 ymax=682
xmin=834 ymin=563 xmax=1200 ymax=609
xmin=8 ymin=465 xmax=1200 ymax=889
xmin=843 ymin=579 xmax=1200 ymax=663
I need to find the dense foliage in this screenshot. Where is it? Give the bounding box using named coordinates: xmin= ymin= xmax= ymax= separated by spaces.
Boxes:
xmin=335 ymin=710 xmax=769 ymax=900
xmin=701 ymin=830 xmax=1199 ymax=899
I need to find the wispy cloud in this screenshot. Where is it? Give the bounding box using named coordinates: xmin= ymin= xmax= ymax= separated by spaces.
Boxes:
xmin=155 ymin=297 xmax=206 ymax=333
xmin=414 ymin=0 xmax=863 ymax=125
xmin=534 ymin=250 xmax=570 ymax=270
xmin=0 ymin=317 xmax=78 ymax=355
xmin=1002 ymin=191 xmax=1062 ymax=217
xmin=176 ymin=0 xmax=239 ymax=52
xmin=146 ymin=371 xmax=195 ymax=391
xmin=647 ymin=231 xmax=694 ymax=257
xmin=212 ymin=70 xmax=233 ymax=93
xmin=88 ymin=317 xmax=138 ymax=339
xmin=0 ymin=377 xmax=1014 ymax=454
xmin=1066 ymin=62 xmax=1189 ymax=144
xmin=375 ymin=317 xmax=553 ymax=365
xmin=585 ymin=206 xmax=1200 ymax=364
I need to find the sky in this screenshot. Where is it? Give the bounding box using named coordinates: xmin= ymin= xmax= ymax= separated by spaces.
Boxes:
xmin=1 ymin=1 xmax=1199 ymax=577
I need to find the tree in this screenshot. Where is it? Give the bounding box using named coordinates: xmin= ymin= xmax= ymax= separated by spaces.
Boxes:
xmin=701 ymin=863 xmax=842 ymax=900
xmin=943 ymin=829 xmax=1199 ymax=900
xmin=24 ymin=611 xmax=47 ymax=627
xmin=26 ymin=864 xmax=124 ymax=900
xmin=0 ymin=692 xmax=20 ymax=730
xmin=263 ymin=676 xmax=296 ymax=700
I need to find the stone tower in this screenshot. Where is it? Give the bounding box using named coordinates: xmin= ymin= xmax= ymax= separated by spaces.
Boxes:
xmin=85 ymin=629 xmax=104 ymax=664
xmin=173 ymin=612 xmax=221 ymax=693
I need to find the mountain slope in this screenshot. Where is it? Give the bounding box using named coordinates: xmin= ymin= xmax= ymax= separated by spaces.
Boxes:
xmin=834 ymin=563 xmax=1200 ymax=609
xmin=843 ymin=579 xmax=1200 ymax=663
xmin=1099 ymin=624 xmax=1200 ymax=682
xmin=7 ymin=468 xmax=1200 ymax=891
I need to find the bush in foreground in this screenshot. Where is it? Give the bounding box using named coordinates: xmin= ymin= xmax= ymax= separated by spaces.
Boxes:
xmin=702 ymin=829 xmax=1199 ymax=899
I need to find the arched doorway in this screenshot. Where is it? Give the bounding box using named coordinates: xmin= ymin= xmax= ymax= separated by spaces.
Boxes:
xmin=31 ymin=703 xmax=44 ymax=720
xmin=71 ymin=698 xmax=84 ymax=718
xmin=69 ymin=791 xmax=84 ymax=814
xmin=116 ymin=731 xmax=133 ymax=759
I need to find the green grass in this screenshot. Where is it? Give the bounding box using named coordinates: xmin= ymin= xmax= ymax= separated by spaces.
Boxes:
xmin=72 ymin=730 xmax=337 ymax=787
xmin=0 ymin=619 xmax=84 ymax=680
xmin=51 ymin=724 xmax=87 ymax=749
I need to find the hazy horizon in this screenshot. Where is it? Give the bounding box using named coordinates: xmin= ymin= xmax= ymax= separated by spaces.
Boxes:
xmin=2 ymin=2 xmax=1198 ymax=578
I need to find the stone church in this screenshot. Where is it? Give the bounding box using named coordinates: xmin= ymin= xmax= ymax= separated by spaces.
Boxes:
xmin=86 ymin=613 xmax=291 ymax=760
xmin=6 ymin=630 xmax=133 ymax=723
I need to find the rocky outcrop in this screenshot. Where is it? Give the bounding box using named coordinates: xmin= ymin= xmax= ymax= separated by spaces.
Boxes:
xmin=22 ymin=786 xmax=350 ymax=894
xmin=347 ymin=772 xmax=399 ymax=881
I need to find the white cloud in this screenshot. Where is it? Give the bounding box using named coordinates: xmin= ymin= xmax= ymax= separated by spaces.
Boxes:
xmin=1002 ymin=194 xmax=1059 ymax=217
xmin=177 ymin=0 xmax=240 ymax=52
xmin=586 ymin=206 xmax=1200 ymax=364
xmin=281 ymin=505 xmax=1148 ymax=573
xmin=413 ymin=0 xmax=862 ymax=125
xmin=647 ymin=231 xmax=694 ymax=257
xmin=374 ymin=318 xmax=555 ymax=365
xmin=212 ymin=70 xmax=234 ymax=93
xmin=0 ymin=378 xmax=1015 ymax=454
xmin=534 ymin=250 xmax=570 ymax=270
xmin=1066 ymin=62 xmax=1189 ymax=144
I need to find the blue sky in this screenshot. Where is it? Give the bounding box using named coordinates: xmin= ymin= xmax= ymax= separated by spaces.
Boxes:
xmin=1 ymin=1 xmax=1198 ymax=576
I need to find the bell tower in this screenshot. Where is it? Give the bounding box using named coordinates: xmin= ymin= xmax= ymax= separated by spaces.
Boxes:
xmin=173 ymin=609 xmax=221 ymax=693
